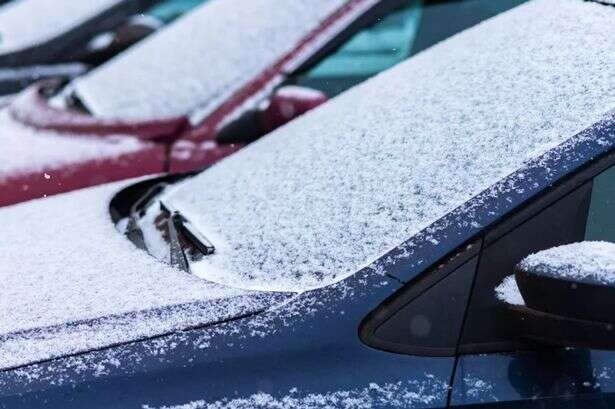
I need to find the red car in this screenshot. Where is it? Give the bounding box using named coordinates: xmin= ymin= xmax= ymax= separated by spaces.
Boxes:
xmin=2 ymin=0 xmax=407 ymax=207
xmin=1 ymin=0 xmax=497 ymax=207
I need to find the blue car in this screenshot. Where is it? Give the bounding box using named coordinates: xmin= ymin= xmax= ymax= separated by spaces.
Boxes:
xmin=1 ymin=0 xmax=614 ymax=408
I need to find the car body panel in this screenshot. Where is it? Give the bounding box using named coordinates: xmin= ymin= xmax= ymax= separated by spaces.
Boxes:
xmin=451 ymin=350 xmax=615 ymax=407
xmin=0 ymin=271 xmax=453 ymax=409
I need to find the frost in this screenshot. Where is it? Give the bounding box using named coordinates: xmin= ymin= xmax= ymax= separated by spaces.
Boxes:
xmin=0 ymin=111 xmax=147 ymax=182
xmin=0 ymin=0 xmax=122 ymax=54
xmin=519 ymin=241 xmax=615 ymax=284
xmin=74 ymin=0 xmax=352 ymax=119
xmin=162 ymin=0 xmax=615 ymax=292
xmin=0 ymin=181 xmax=290 ymax=370
xmin=495 ymin=276 xmax=524 ymax=306
xmin=143 ymin=378 xmax=449 ymax=409
xmin=462 ymin=376 xmax=497 ymax=402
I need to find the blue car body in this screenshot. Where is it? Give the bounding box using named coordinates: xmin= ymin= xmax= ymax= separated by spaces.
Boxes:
xmin=2 ymin=1 xmax=615 ymax=408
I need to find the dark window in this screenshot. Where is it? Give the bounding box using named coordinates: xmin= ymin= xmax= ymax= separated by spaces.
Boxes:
xmin=362 ymin=154 xmax=615 ymax=356
xmin=458 ymin=157 xmax=615 ymax=354
xmin=289 ymin=0 xmax=528 ymax=97
xmin=360 ymin=240 xmax=480 ymax=356
xmin=585 ymin=165 xmax=615 ymax=242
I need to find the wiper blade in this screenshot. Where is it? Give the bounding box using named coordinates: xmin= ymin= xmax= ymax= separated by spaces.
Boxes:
xmin=160 ymin=200 xmax=215 ymax=273
xmin=124 ymin=183 xmax=168 ymax=251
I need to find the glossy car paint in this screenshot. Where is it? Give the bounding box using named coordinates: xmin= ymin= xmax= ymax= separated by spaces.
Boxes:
xmin=1 ymin=110 xmax=614 ymax=409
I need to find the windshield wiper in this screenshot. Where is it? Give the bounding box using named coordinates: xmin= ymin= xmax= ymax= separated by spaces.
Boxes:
xmin=160 ymin=200 xmax=215 ymax=273
xmin=125 ymin=183 xmax=169 ymax=251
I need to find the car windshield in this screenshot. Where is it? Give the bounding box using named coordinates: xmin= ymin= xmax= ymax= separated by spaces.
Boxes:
xmin=140 ymin=0 xmax=614 ymax=293
xmin=290 ymin=0 xmax=528 ymax=96
xmin=71 ymin=0 xmax=353 ymax=120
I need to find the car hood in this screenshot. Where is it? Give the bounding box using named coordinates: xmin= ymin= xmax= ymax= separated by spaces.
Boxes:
xmin=0 ymin=180 xmax=292 ymax=371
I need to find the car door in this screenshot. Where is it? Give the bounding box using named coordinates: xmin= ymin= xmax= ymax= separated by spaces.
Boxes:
xmin=450 ymin=153 xmax=615 ymax=408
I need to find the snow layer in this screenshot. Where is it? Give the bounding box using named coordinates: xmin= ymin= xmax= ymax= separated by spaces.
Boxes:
xmin=73 ymin=0 xmax=350 ymax=119
xmin=0 ymin=181 xmax=289 ymax=370
xmin=519 ymin=241 xmax=615 ymax=285
xmin=162 ymin=0 xmax=615 ymax=292
xmin=495 ymin=276 xmax=524 ymax=306
xmin=0 ymin=0 xmax=122 ymax=54
xmin=145 ymin=378 xmax=449 ymax=409
xmin=0 ymin=111 xmax=145 ymax=181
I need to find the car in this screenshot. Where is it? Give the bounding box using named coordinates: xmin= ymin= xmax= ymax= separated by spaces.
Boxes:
xmin=1 ymin=0 xmax=614 ymax=407
xmin=0 ymin=0 xmax=155 ymax=68
xmin=0 ymin=0 xmax=524 ymax=208
xmin=0 ymin=0 xmax=209 ymax=96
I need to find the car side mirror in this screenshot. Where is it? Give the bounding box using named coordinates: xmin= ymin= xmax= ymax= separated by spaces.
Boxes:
xmin=498 ymin=241 xmax=615 ymax=349
xmin=216 ymin=86 xmax=328 ymax=144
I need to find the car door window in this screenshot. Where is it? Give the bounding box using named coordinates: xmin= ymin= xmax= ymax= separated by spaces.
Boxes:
xmin=451 ymin=157 xmax=615 ymax=407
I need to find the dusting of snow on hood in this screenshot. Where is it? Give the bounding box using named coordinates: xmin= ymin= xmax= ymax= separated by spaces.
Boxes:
xmin=161 ymin=0 xmax=615 ymax=293
xmin=519 ymin=241 xmax=615 ymax=285
xmin=143 ymin=377 xmax=449 ymax=408
xmin=495 ymin=276 xmax=524 ymax=306
xmin=0 ymin=181 xmax=291 ymax=370
xmin=0 ymin=0 xmax=123 ymax=55
xmin=0 ymin=111 xmax=146 ymax=181
xmin=73 ymin=0 xmax=351 ymax=119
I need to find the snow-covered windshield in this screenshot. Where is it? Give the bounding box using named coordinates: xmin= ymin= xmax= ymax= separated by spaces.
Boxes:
xmin=72 ymin=0 xmax=352 ymax=120
xmin=154 ymin=0 xmax=614 ymax=293
xmin=0 ymin=0 xmax=122 ymax=54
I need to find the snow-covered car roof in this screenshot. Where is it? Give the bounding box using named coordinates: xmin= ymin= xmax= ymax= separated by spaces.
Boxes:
xmin=0 ymin=0 xmax=124 ymax=55
xmin=72 ymin=0 xmax=354 ymax=120
xmin=162 ymin=0 xmax=615 ymax=292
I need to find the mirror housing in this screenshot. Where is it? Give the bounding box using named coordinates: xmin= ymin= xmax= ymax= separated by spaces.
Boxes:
xmin=500 ymin=241 xmax=615 ymax=349
xmin=216 ymin=85 xmax=328 ymax=144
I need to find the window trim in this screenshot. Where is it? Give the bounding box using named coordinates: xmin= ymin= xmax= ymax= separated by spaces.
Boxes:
xmin=360 ymin=149 xmax=615 ymax=357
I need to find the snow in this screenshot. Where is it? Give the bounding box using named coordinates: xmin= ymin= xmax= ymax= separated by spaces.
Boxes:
xmin=0 ymin=181 xmax=290 ymax=370
xmin=0 ymin=63 xmax=87 ymax=82
xmin=73 ymin=0 xmax=351 ymax=119
xmin=519 ymin=241 xmax=615 ymax=285
xmin=143 ymin=378 xmax=449 ymax=409
xmin=495 ymin=276 xmax=524 ymax=306
xmin=160 ymin=0 xmax=615 ymax=292
xmin=0 ymin=111 xmax=147 ymax=181
xmin=0 ymin=0 xmax=123 ymax=55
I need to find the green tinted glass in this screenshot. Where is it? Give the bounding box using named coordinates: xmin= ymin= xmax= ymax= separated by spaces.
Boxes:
xmin=292 ymin=0 xmax=528 ymax=96
xmin=147 ymin=0 xmax=208 ymax=23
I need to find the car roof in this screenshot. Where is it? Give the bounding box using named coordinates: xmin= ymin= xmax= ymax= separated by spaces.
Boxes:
xmin=72 ymin=0 xmax=353 ymax=120
xmin=163 ymin=0 xmax=615 ymax=292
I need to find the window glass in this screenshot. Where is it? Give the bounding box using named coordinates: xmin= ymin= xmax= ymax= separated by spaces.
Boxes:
xmin=585 ymin=165 xmax=615 ymax=241
xmin=291 ymin=0 xmax=528 ymax=96
xmin=147 ymin=0 xmax=208 ymax=23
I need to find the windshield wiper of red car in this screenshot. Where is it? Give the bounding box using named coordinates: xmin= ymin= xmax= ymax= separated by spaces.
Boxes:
xmin=160 ymin=200 xmax=215 ymax=273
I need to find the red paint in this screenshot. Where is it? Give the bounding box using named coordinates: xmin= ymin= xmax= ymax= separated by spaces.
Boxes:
xmin=9 ymin=83 xmax=188 ymax=141
xmin=0 ymin=144 xmax=166 ymax=207
xmin=262 ymin=86 xmax=328 ymax=133
xmin=181 ymin=0 xmax=373 ymax=142
xmin=169 ymin=141 xmax=243 ymax=174
xmin=2 ymin=0 xmax=373 ymax=206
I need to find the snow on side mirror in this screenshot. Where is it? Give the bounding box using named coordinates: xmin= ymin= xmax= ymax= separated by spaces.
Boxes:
xmin=515 ymin=241 xmax=615 ymax=323
xmin=496 ymin=241 xmax=615 ymax=349
xmin=216 ymin=86 xmax=328 ymax=144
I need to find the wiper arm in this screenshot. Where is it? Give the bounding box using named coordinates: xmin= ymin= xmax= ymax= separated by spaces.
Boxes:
xmin=160 ymin=200 xmax=215 ymax=273
xmin=125 ymin=183 xmax=168 ymax=251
